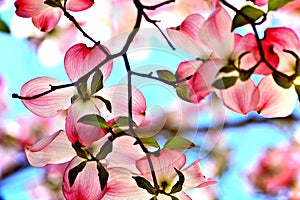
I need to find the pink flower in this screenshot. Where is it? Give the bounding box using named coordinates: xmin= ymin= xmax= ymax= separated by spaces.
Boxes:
xmin=248 ymin=144 xmax=300 ymax=195
xmin=167 ymin=7 xmax=257 ymax=104
xmin=135 ymin=149 xmax=217 ymax=199
xmin=14 ymin=0 xmax=94 ymax=32
xmin=25 ymin=129 xmax=148 ymax=200
xmin=20 ymin=43 xmax=146 ymax=145
xmin=168 ymin=8 xmax=299 ymax=117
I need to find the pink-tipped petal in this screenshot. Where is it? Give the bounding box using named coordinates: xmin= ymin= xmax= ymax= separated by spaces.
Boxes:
xmin=66 ymin=0 xmax=94 ymax=12
xmin=257 ymin=75 xmax=297 ymax=118
xmin=63 ymin=157 xmax=104 ymax=200
xmin=176 ymin=60 xmax=202 ymax=80
xmin=136 ymin=150 xmax=186 ymax=184
xmin=252 ymin=0 xmax=268 ymax=6
xmin=95 ymin=85 xmax=146 ymax=126
xmin=20 ymin=77 xmax=75 ymax=117
xmin=64 ymin=43 xmax=112 ymax=82
xmin=182 ymin=159 xmax=217 ymax=190
xmin=25 ymin=130 xmax=76 ymax=167
xmin=66 ymin=100 xmax=106 ymax=146
xmin=232 ymin=33 xmax=257 ymax=60
xmin=32 ymin=7 xmax=62 ymax=32
xmin=199 ymin=7 xmax=234 ymax=58
xmin=15 ymin=0 xmax=46 ymax=17
xmin=184 ymin=60 xmax=221 ymax=103
xmin=167 ymin=14 xmax=210 ymax=58
xmin=218 ymin=79 xmax=259 ymax=115
xmin=106 ymin=136 xmax=144 ymax=173
xmin=264 ymin=27 xmax=300 ymax=50
xmin=173 ymin=191 xmax=192 ymax=200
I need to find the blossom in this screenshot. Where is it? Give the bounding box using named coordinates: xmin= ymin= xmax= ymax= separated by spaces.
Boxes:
xmin=168 ymin=7 xmax=299 ymax=117
xmin=14 ymin=0 xmax=94 ymax=32
xmin=19 ymin=43 xmax=146 ymax=145
xmin=25 ymin=129 xmax=147 ymax=200
xmin=135 ymin=149 xmax=217 ymax=199
xmin=248 ymin=143 xmax=300 ymax=196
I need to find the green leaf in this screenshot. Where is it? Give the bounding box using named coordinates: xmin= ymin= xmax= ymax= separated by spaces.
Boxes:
xmin=77 ymin=81 xmax=88 ymax=99
xmin=91 ymin=69 xmax=103 ymax=95
xmin=78 ymin=114 xmax=109 ymax=128
xmin=71 ymin=94 xmax=80 ymax=104
xmin=170 ymin=196 xmax=179 ymax=200
xmin=96 ymin=140 xmax=113 ymax=160
xmin=163 ymin=137 xmax=195 ymax=150
xmin=150 ymin=196 xmax=158 ymax=200
xmin=157 ymin=70 xmax=177 ymax=82
xmin=212 ymin=76 xmax=238 ymax=89
xmin=218 ymin=65 xmax=236 ymax=74
xmin=232 ymin=5 xmax=265 ymax=30
xmin=72 ymin=142 xmax=88 ymax=159
xmin=44 ymin=0 xmax=62 ymax=8
xmin=97 ymin=162 xmax=109 ymax=191
xmin=68 ymin=161 xmax=87 ymax=187
xmin=170 ymin=168 xmax=185 ymax=194
xmin=132 ymin=176 xmax=156 ymax=195
xmin=111 ymin=116 xmax=137 ymax=128
xmin=176 ymin=84 xmax=190 ymax=102
xmin=272 ymin=72 xmax=292 ymax=89
xmin=94 ymin=96 xmax=112 ymax=113
xmin=268 ymin=0 xmax=293 ymax=11
xmin=294 ymin=85 xmax=300 ymax=101
xmin=239 ymin=68 xmax=254 ymax=81
xmin=0 ymin=18 xmax=10 ymax=34
xmin=140 ymin=137 xmax=160 ymax=148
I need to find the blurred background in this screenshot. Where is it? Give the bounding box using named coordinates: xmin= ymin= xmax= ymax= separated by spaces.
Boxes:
xmin=1 ymin=0 xmax=300 ymax=199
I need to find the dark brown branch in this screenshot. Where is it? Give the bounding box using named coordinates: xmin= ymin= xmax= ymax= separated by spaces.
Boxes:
xmin=143 ymin=0 xmax=175 ymax=10
xmin=131 ymin=71 xmax=191 ymax=87
xmin=12 ymin=83 xmax=74 ymax=100
xmin=123 ymin=53 xmax=159 ymax=189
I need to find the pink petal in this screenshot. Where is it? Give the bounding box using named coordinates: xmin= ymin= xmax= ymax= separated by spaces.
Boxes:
xmin=263 ymin=27 xmax=300 ymax=74
xmin=95 ymin=85 xmax=146 ymax=126
xmin=106 ymin=136 xmax=144 ymax=173
xmin=256 ymin=75 xmax=297 ymax=118
xmin=232 ymin=33 xmax=257 ymax=60
xmin=136 ymin=150 xmax=186 ymax=184
xmin=103 ymin=168 xmax=152 ymax=200
xmin=264 ymin=27 xmax=300 ymax=50
xmin=66 ymin=0 xmax=94 ymax=12
xmin=182 ymin=159 xmax=217 ymax=190
xmin=32 ymin=7 xmax=62 ymax=32
xmin=167 ymin=14 xmax=210 ymax=58
xmin=64 ymin=43 xmax=112 ymax=82
xmin=252 ymin=0 xmax=268 ymax=6
xmin=218 ymin=79 xmax=259 ymax=115
xmin=254 ymin=43 xmax=279 ymax=75
xmin=63 ymin=157 xmax=104 ymax=200
xmin=173 ymin=191 xmax=192 ymax=200
xmin=199 ymin=7 xmax=234 ymax=58
xmin=25 ymin=130 xmax=76 ymax=167
xmin=20 ymin=77 xmax=75 ymax=117
xmin=15 ymin=0 xmax=46 ymax=17
xmin=176 ymin=60 xmax=202 ymax=80
xmin=66 ymin=100 xmax=106 ymax=146
xmin=253 ymin=28 xmax=298 ymax=75
xmin=184 ymin=60 xmax=221 ymax=103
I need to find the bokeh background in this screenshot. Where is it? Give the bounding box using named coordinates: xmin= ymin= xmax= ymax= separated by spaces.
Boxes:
xmin=1 ymin=0 xmax=300 ymax=199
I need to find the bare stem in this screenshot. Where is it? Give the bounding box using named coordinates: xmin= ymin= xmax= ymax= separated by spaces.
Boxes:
xmin=123 ymin=53 xmax=159 ymax=189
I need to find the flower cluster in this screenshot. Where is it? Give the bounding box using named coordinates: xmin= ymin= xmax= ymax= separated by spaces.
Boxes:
xmin=167 ymin=6 xmax=300 ymax=118
xmin=10 ymin=0 xmax=300 ymax=199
